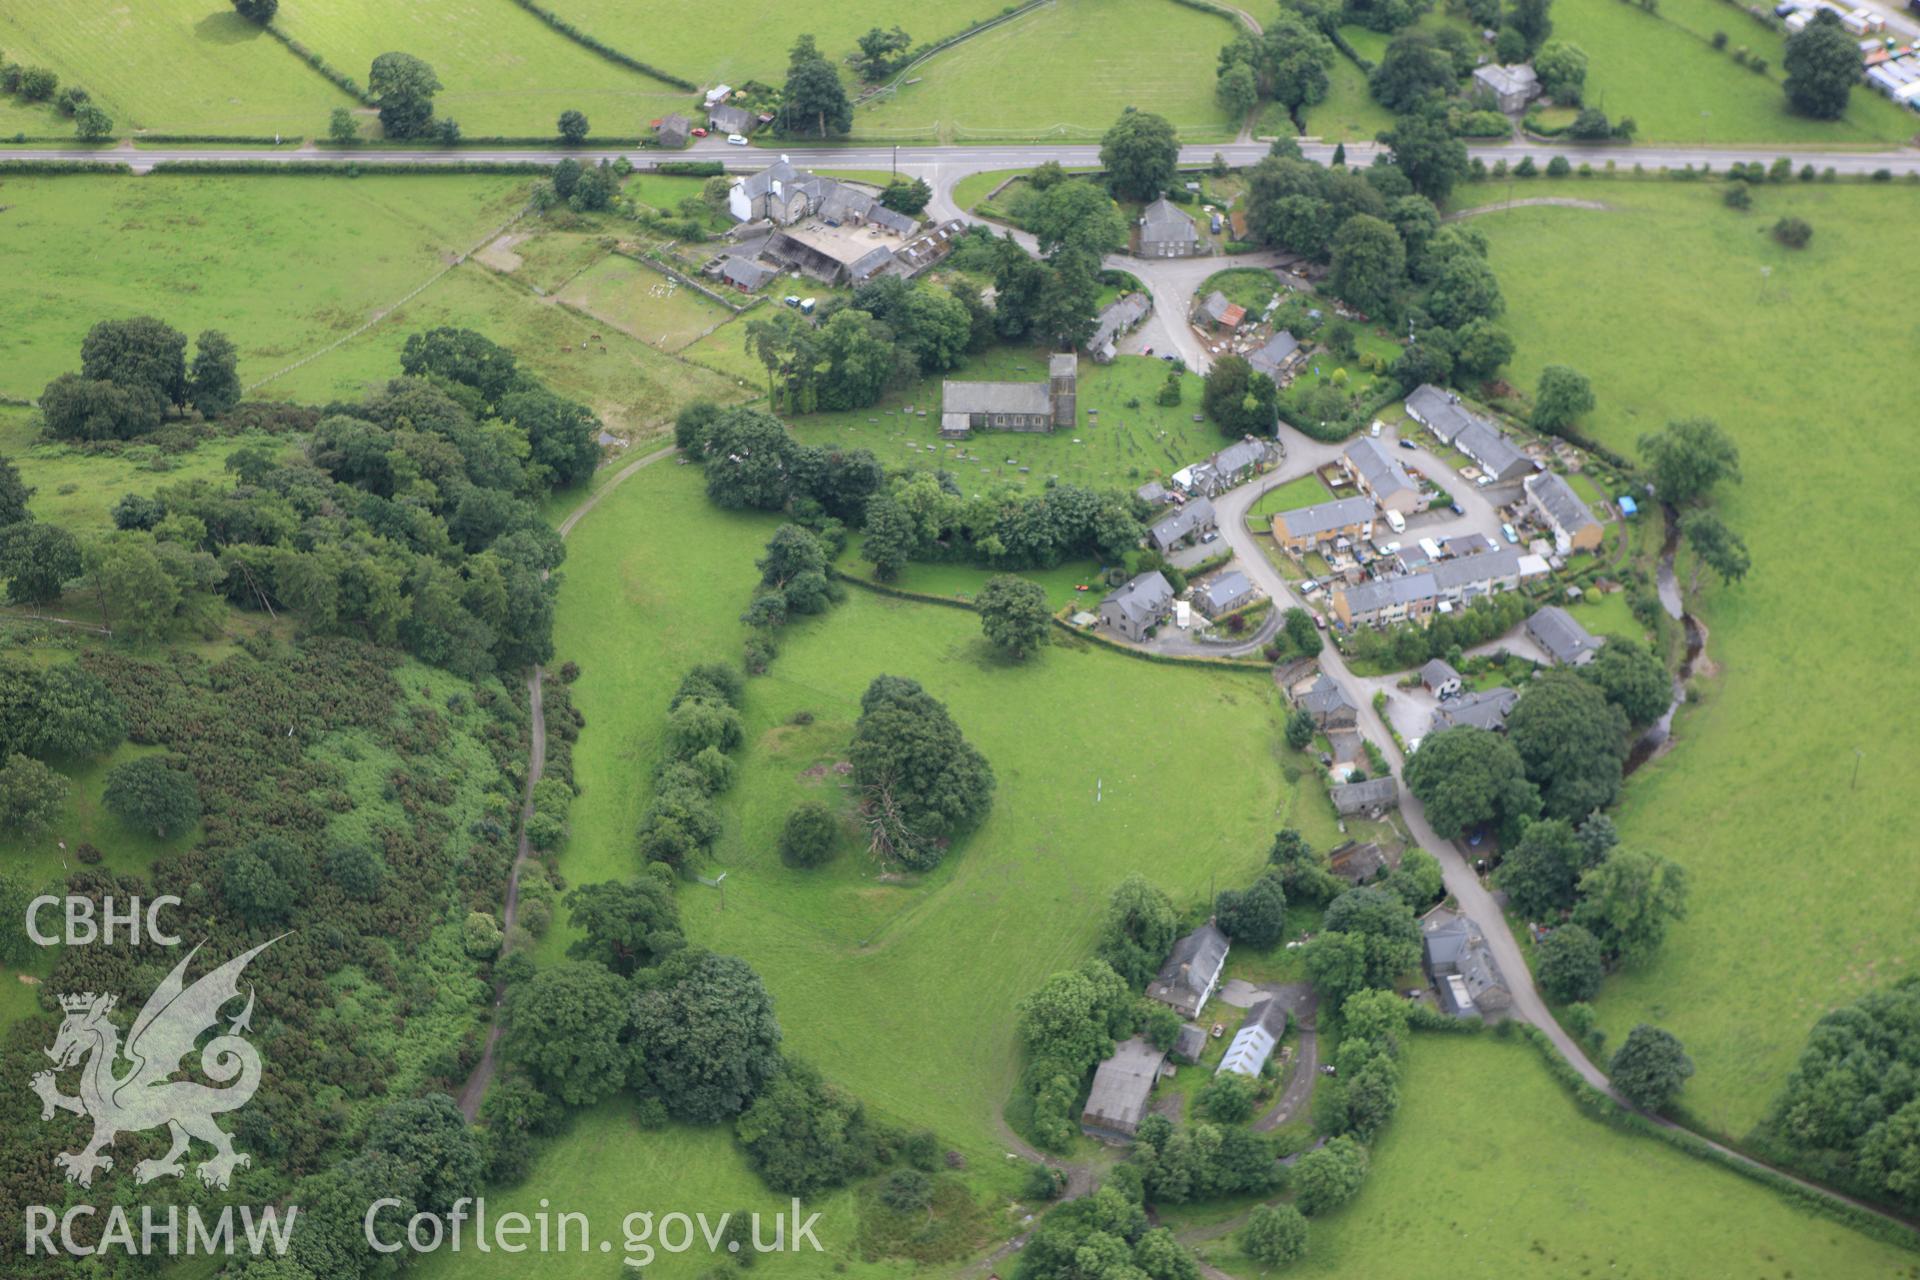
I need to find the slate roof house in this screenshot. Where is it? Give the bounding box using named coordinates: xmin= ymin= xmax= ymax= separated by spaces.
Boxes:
xmin=1331 ymin=775 xmax=1398 ymax=817
xmin=1217 ymin=999 xmax=1288 ymax=1078
xmin=1197 ymin=290 xmax=1246 ymax=330
xmin=1138 ymin=197 xmax=1200 ymax=258
xmin=729 ymin=160 xmax=922 ymax=285
xmin=1455 ymin=419 xmax=1533 ymax=484
xmin=1090 ymin=292 xmax=1152 ymax=363
xmin=1403 ymin=384 xmax=1483 ymax=444
xmin=1420 ymin=658 xmax=1462 ymax=698
xmin=1199 ymin=570 xmax=1255 ymax=618
xmin=1297 ymin=671 xmax=1358 ymax=730
xmin=1331 ymin=547 xmax=1538 ymax=628
xmin=1429 ymin=686 xmax=1519 ymax=733
xmin=1245 ymin=331 xmax=1303 ymax=385
xmin=940 ymin=354 xmax=1077 ymax=438
xmin=1525 ymin=471 xmax=1603 ymax=553
xmin=1182 ymin=437 xmax=1279 ymax=497
xmin=655 ymin=113 xmax=692 ymax=149
xmin=1148 ymin=497 xmax=1218 ymax=552
xmin=1473 ymin=62 xmax=1541 ymax=113
xmin=1346 ymin=437 xmax=1422 ymax=515
xmin=1422 ymin=908 xmax=1512 ymax=1019
xmin=1526 ymin=604 xmax=1600 ymax=666
xmin=1274 ymin=496 xmax=1375 ymax=555
xmin=1146 ymin=921 xmax=1230 ymax=1018
xmin=1099 ymin=570 xmax=1174 ymax=642
xmin=708 ymin=102 xmax=753 ymax=136
xmin=1080 ymin=1036 xmax=1170 ymax=1139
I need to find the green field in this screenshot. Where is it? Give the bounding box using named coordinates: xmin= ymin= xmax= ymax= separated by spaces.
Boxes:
xmin=1553 ymin=0 xmax=1920 ymax=145
xmin=1301 ymin=53 xmax=1398 ymax=144
xmin=778 ymin=353 xmax=1229 ymax=495
xmin=0 ymin=0 xmax=353 ymax=135
xmin=558 ymin=253 xmax=745 ymax=351
xmin=857 ymin=0 xmax=1239 ymax=141
xmin=1472 ymin=177 xmax=1920 ymax=1136
xmin=274 ymin=0 xmax=686 ymax=137
xmin=1200 ymin=1034 xmax=1920 ymax=1278
xmin=1249 ymin=472 xmax=1337 ymax=518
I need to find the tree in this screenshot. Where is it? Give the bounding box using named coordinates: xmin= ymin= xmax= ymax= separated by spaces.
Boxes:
xmin=1216 ymin=61 xmax=1258 ymax=118
xmin=368 ymin=52 xmax=441 ymax=139
xmin=1680 ymin=509 xmax=1751 ymax=594
xmin=1506 ymin=672 xmax=1629 ymax=821
xmin=22 ymin=663 xmax=124 ymax=758
xmin=1 ymin=521 xmax=82 ymax=606
xmin=1022 ymin=179 xmax=1129 ymax=261
xmin=1099 ymin=109 xmax=1180 ymax=202
xmin=1531 ymin=365 xmax=1593 ymax=434
xmin=73 ymin=104 xmax=114 ymax=141
xmin=0 ymin=455 xmax=30 ymax=527
xmin=1269 ymin=828 xmax=1341 ymax=901
xmin=1215 ymin=872 xmax=1288 ymax=947
xmin=1575 ymin=848 xmax=1688 ymax=964
xmin=17 ymin=67 xmax=58 ymax=102
xmin=1283 ymin=606 xmax=1319 ymax=654
xmin=557 ymin=109 xmax=589 ymax=143
xmin=503 ymin=961 xmax=637 ymax=1105
xmin=1535 ymin=922 xmax=1605 ymax=1002
xmin=1772 ymin=215 xmax=1813 ymax=248
xmin=1637 ymin=416 xmax=1741 ymax=507
xmin=853 ymin=25 xmax=913 ymax=81
xmin=1579 ymin=637 xmax=1670 ymax=727
xmin=1240 ymin=1203 xmax=1308 ymax=1266
xmin=1378 ymin=109 xmax=1470 ymax=202
xmin=1097 ymin=874 xmax=1181 ymax=988
xmin=1369 ymin=33 xmax=1459 ymax=112
xmin=1452 ymin=318 xmax=1515 ymax=384
xmin=102 ymin=754 xmax=199 ymax=837
xmin=1492 ymin=817 xmax=1588 ymax=918
xmin=779 ymin=800 xmax=839 ymax=868
xmin=1783 ymin=10 xmax=1859 ymax=119
xmin=631 ymin=949 xmax=784 ymax=1122
xmin=325 ymin=843 xmax=386 ymax=899
xmin=565 ymin=870 xmax=683 ymax=973
xmin=1198 ymin=1072 xmax=1257 ymax=1123
xmin=220 ymin=835 xmax=307 ymax=926
xmin=328 ymin=107 xmax=358 ymax=145
xmin=1329 ymin=213 xmax=1406 ymax=315
xmin=567 ymin=161 xmax=616 ymax=211
xmin=1609 ymin=1024 xmax=1694 ymax=1111
xmin=81 ymin=315 xmax=188 ymax=406
xmin=1285 ymin=706 xmax=1316 ymax=750
xmin=736 ymin=1060 xmax=875 ymax=1195
xmin=1424 ymin=252 xmax=1504 ymax=329
xmin=1319 ymin=886 xmax=1421 ymax=992
xmin=782 ymin=47 xmax=852 ymax=137
xmin=1291 ymin=1136 xmax=1368 ymax=1215
xmin=232 ymin=0 xmax=278 ymax=20
xmin=187 ymin=330 xmax=241 ymax=418
xmin=1017 ymin=959 xmax=1135 ymax=1075
xmin=1202 ymin=354 xmax=1279 ymax=436
xmin=0 ymin=753 xmax=67 ymax=835
xmin=880 ymin=176 xmax=932 ymax=215
xmin=978 ymin=574 xmax=1052 ymax=659
xmin=1510 ymin=0 xmax=1554 ymax=50
xmin=1533 ymin=40 xmax=1587 ymax=102
xmin=1403 ymin=725 xmax=1540 ymax=841
xmin=861 ymin=496 xmax=917 ymax=581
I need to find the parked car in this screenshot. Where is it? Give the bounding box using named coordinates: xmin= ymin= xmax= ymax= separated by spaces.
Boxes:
xmin=1449 ymin=502 xmax=1464 ymax=516
xmin=1384 ymin=509 xmax=1406 ymax=534
xmin=690 ymin=127 xmax=708 ymax=138
xmin=1370 ymin=420 xmax=1383 ymax=437
xmin=1200 ymin=531 xmax=1220 ymax=544
xmin=1398 ymin=439 xmax=1418 ymax=451
xmin=1314 ymin=612 xmax=1327 ymax=629
xmin=1300 ymin=578 xmax=1320 ymax=595
xmin=726 ymin=133 xmax=749 ymax=146
xmin=1501 ymin=522 xmax=1519 ymax=544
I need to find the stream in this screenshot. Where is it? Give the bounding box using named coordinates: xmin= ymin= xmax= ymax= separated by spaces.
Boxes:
xmin=1624 ymin=509 xmax=1707 ymax=778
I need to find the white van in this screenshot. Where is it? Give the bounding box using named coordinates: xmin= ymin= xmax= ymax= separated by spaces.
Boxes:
xmin=1384 ymin=509 xmax=1406 ymax=534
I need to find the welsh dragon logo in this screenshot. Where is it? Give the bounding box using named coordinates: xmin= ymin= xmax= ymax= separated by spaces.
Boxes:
xmin=30 ymin=938 xmax=277 ymax=1191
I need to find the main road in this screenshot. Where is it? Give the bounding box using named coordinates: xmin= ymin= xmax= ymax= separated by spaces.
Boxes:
xmin=5 ymin=137 xmax=1919 ymax=176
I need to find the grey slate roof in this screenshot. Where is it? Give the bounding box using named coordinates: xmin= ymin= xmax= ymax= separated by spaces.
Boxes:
xmin=1202 ymin=570 xmax=1253 ymax=614
xmin=1331 ymin=775 xmax=1398 ymax=816
xmin=1089 ymin=292 xmax=1152 ymax=359
xmin=1137 ymin=480 xmax=1172 ymax=507
xmin=1149 ymin=497 xmax=1216 ymax=549
xmin=1423 ymin=909 xmax=1510 ymax=1017
xmin=719 ymin=256 xmax=776 ymax=290
xmin=1147 ymin=921 xmax=1229 ymax=1014
xmin=1279 ymin=496 xmax=1375 ymax=540
xmin=1200 ymin=290 xmax=1235 ymax=324
xmin=1526 ymin=471 xmax=1599 ymax=539
xmin=1209 ymin=438 xmax=1272 ymax=477
xmin=1299 ymin=672 xmax=1357 ymax=718
xmin=1246 ymin=331 xmax=1301 ymax=381
xmin=1526 ymin=604 xmax=1599 ymax=665
xmin=1346 ymin=436 xmax=1416 ymax=502
xmin=708 ymin=103 xmax=752 ymax=134
xmin=1329 ymin=840 xmax=1391 ymax=883
xmin=941 ymin=380 xmax=1051 ymax=417
xmin=1430 ymin=547 xmax=1521 ymax=592
xmin=1455 ymin=419 xmax=1531 ymax=481
xmin=1140 ymin=197 xmax=1198 ymax=245
xmin=656 ymin=113 xmax=691 ymax=147
xmin=1474 ymin=62 xmax=1539 ymax=98
xmin=1172 ymin=1023 xmax=1208 ymax=1064
xmin=1404 ymin=384 xmax=1485 ymax=442
xmin=1081 ymin=1036 xmax=1168 ymax=1136
xmin=1341 ymin=547 xmax=1523 ymax=617
xmin=1103 ymin=570 xmax=1174 ymax=629
xmin=1340 ymin=572 xmax=1438 ymax=616
xmin=1430 ymin=686 xmax=1518 ymax=733
xmin=1420 ymin=657 xmax=1461 ymax=690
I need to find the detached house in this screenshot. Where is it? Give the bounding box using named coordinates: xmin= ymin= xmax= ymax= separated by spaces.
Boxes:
xmin=1525 ymin=471 xmax=1603 ymax=554
xmin=1147 ymin=497 xmax=1217 ymax=553
xmin=1138 ymin=197 xmax=1199 ymax=258
xmin=1297 ymin=671 xmax=1358 ymax=730
xmin=1422 ymin=908 xmax=1512 ymax=1019
xmin=1099 ymin=570 xmax=1174 ymax=642
xmin=1146 ymin=921 xmax=1230 ymax=1018
xmin=1473 ymin=62 xmax=1541 ymax=113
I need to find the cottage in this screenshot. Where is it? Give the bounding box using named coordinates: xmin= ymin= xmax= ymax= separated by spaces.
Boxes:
xmin=1455 ymin=419 xmax=1533 ymax=484
xmin=1297 ymin=671 xmax=1358 ymax=730
xmin=1245 ymin=330 xmax=1303 ymax=385
xmin=1199 ymin=570 xmax=1255 ymax=618
xmin=1183 ymin=437 xmax=1279 ymax=497
xmin=718 ymin=256 xmax=777 ymax=292
xmin=1099 ymin=570 xmax=1174 ymax=642
xmin=1429 ymin=686 xmax=1519 ymax=733
xmin=1473 ymin=62 xmax=1541 ymax=113
xmin=1524 ymin=471 xmax=1603 ymax=554
xmin=1419 ymin=658 xmax=1462 ymax=698
xmin=1346 ymin=437 xmax=1422 ymax=515
xmin=1332 ymin=547 xmax=1536 ymax=628
xmin=1090 ymin=292 xmax=1152 ymax=363
xmin=940 ymin=354 xmax=1077 ymax=438
xmin=1217 ymin=999 xmax=1288 ymax=1078
xmin=1274 ymin=496 xmax=1375 ymax=555
xmin=1197 ymin=290 xmax=1246 ymax=331
xmin=1138 ymin=197 xmax=1200 ymax=258
xmin=1171 ymin=1023 xmax=1209 ymax=1065
xmin=1328 ymin=840 xmax=1392 ymax=884
xmin=1526 ymin=604 xmax=1600 ymax=666
xmin=1080 ymin=1036 xmax=1170 ymax=1139
xmin=1422 ymin=908 xmax=1512 ymax=1019
xmin=1330 ymin=775 xmax=1398 ymax=817
xmin=1403 ymin=384 xmax=1483 ymax=444
xmin=708 ymin=102 xmax=752 ymax=137
xmin=1148 ymin=497 xmax=1217 ymax=552
xmin=1145 ymin=921 xmax=1230 ymax=1018
xmin=655 ymin=113 xmax=691 ymax=149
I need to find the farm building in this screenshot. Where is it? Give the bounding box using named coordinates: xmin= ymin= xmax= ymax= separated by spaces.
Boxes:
xmin=1245 ymin=330 xmax=1304 ymax=384
xmin=1526 ymin=605 xmax=1600 ymax=666
xmin=1147 ymin=497 xmax=1217 ymax=552
xmin=1329 ymin=840 xmax=1393 ymax=884
xmin=1296 ymin=671 xmax=1358 ymax=730
xmin=1274 ymin=496 xmax=1375 ymax=555
xmin=717 ymin=256 xmax=777 ymax=292
xmin=1525 ymin=471 xmax=1603 ymax=553
xmin=1099 ymin=570 xmax=1175 ymax=642
xmin=1138 ymin=197 xmax=1200 ymax=258
xmin=1199 ymin=570 xmax=1255 ymax=617
xmin=654 ymin=114 xmax=692 ymax=149
xmin=1217 ymin=999 xmax=1288 ymax=1078
xmin=1331 ymin=775 xmax=1398 ymax=817
xmin=1090 ymin=292 xmax=1152 ymax=362
xmin=1472 ymin=62 xmax=1541 ymax=112
xmin=1420 ymin=658 xmax=1462 ymax=698
xmin=1429 ymin=686 xmax=1519 ymax=734
xmin=1197 ymin=290 xmax=1246 ymax=330
xmin=1172 ymin=1023 xmax=1208 ymax=1064
xmin=1346 ymin=437 xmax=1422 ymax=515
xmin=1422 ymin=908 xmax=1512 ymax=1020
xmin=1080 ymin=1036 xmax=1170 ymax=1139
xmin=1146 ymin=921 xmax=1230 ymax=1018
xmin=940 ymin=354 xmax=1077 ymax=438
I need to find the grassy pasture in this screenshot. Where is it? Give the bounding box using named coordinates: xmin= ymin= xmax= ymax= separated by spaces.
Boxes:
xmin=557 ymin=253 xmax=742 ymax=352
xmin=1300 ymin=53 xmax=1398 ymax=143
xmin=780 ymin=353 xmax=1229 ymax=495
xmin=1471 ymin=177 xmax=1920 ymax=1135
xmin=1199 ymin=1034 xmax=1920 ymax=1278
xmin=856 ymin=0 xmax=1239 ymax=142
xmin=0 ymin=0 xmax=352 ymax=135
xmin=1553 ymin=0 xmax=1920 ymax=146
xmin=273 ymin=0 xmax=686 ymax=137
